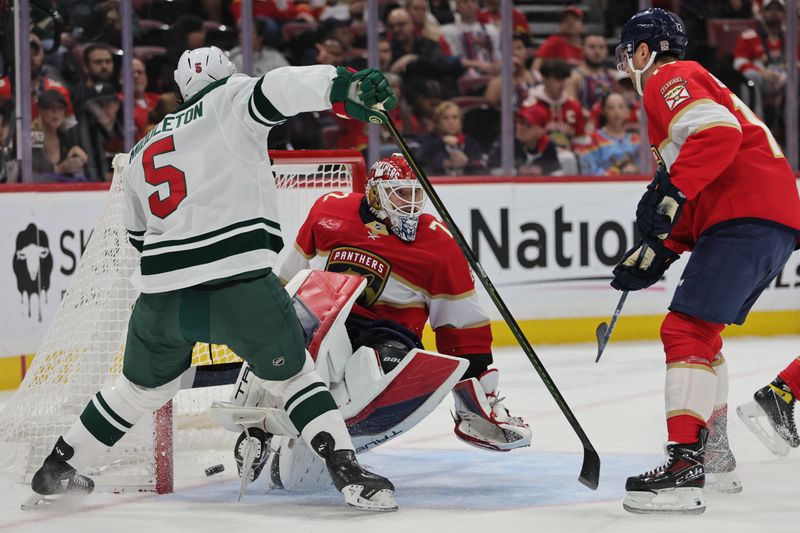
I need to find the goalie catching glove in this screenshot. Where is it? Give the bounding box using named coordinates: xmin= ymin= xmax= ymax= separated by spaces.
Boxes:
xmin=452 ymin=369 xmax=532 ymax=452
xmin=330 ymin=66 xmax=397 ymax=124
xmin=636 ymin=163 xmax=686 ymax=240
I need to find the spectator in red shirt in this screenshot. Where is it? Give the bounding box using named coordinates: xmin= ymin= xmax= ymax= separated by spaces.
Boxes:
xmin=734 ymin=0 xmax=789 ymax=99
xmin=523 ymin=59 xmax=587 ymax=149
xmin=532 ymin=6 xmax=584 ymax=71
xmin=0 ymin=34 xmax=74 ymax=120
xmin=479 ymin=0 xmax=532 ymax=37
xmin=127 ymin=58 xmax=159 ymax=141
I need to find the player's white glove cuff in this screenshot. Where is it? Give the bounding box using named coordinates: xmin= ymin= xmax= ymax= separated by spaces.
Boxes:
xmin=452 ymin=369 xmax=532 ymax=452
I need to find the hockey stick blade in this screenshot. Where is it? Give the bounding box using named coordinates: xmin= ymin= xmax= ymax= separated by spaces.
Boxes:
xmin=379 ymin=112 xmax=601 ymax=490
xmin=594 ymin=322 xmax=609 ymax=363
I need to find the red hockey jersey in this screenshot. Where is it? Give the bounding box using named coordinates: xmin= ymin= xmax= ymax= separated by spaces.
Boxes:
xmin=643 ymin=61 xmax=800 ymax=252
xmin=279 ymin=193 xmax=492 ymax=357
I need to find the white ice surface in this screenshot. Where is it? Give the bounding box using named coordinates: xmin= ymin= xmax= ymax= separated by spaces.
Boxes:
xmin=1 ymin=336 xmax=798 ymax=533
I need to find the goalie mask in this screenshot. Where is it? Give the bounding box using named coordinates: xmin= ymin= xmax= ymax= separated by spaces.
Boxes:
xmin=366 ymin=154 xmax=426 ymax=242
xmin=174 ymin=46 xmax=236 ymax=101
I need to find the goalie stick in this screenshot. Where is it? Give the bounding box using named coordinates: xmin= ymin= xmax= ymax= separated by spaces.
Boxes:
xmin=376 ymin=112 xmax=600 ymax=490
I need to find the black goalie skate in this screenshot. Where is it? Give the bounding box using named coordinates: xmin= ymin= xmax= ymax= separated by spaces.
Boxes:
xmin=23 ymin=436 xmax=95 ymax=510
xmin=737 ymin=378 xmax=799 ymax=456
xmin=311 ymin=432 xmax=397 ymax=512
xmin=704 ymin=409 xmax=742 ymax=494
xmin=623 ymin=428 xmax=707 ymax=515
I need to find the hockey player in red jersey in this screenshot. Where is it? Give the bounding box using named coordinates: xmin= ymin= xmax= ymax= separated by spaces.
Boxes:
xmin=279 ymin=153 xmax=532 ymax=453
xmin=611 ymin=8 xmax=800 ymax=515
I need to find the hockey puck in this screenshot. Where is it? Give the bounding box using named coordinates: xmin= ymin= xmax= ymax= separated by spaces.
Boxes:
xmin=205 ymin=464 xmax=225 ymax=477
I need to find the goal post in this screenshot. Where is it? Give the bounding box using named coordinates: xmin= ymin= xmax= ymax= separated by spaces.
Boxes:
xmin=0 ymin=150 xmax=365 ymax=493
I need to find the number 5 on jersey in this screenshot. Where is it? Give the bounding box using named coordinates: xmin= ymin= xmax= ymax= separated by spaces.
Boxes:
xmin=143 ymin=135 xmax=187 ymax=218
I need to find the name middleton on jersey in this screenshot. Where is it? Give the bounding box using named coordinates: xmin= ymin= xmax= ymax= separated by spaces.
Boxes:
xmin=129 ymin=101 xmax=204 ymax=161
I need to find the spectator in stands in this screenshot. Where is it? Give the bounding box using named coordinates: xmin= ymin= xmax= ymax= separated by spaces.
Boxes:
xmin=0 ymin=34 xmax=74 ymax=120
xmin=484 ymin=33 xmax=537 ymax=109
xmin=489 ymin=104 xmax=561 ymax=176
xmin=710 ymin=0 xmax=754 ymax=17
xmin=379 ymin=37 xmax=394 ymax=71
xmin=532 ymin=5 xmax=584 ymax=71
xmin=71 ymin=42 xmax=116 ymax=114
xmin=320 ymin=17 xmax=366 ymax=69
xmin=405 ymin=0 xmax=451 ymax=54
xmin=384 ymin=72 xmax=421 ymax=135
xmin=386 ymin=8 xmax=462 ymax=98
xmin=566 ymin=33 xmax=618 ymax=114
xmin=441 ymin=0 xmax=501 ymax=75
xmin=734 ymin=0 xmax=789 ymax=108
xmin=127 ymin=58 xmax=159 ymax=141
xmin=320 ymin=0 xmax=365 ymax=23
xmin=576 ymin=92 xmax=640 ymax=176
xmin=231 ymin=0 xmax=316 ymax=23
xmin=417 ymin=100 xmax=485 ymax=176
xmin=524 ymin=59 xmax=587 ymax=149
xmin=408 ymin=79 xmax=444 ymax=133
xmin=229 ymin=17 xmax=290 ymax=76
xmin=78 ymin=82 xmax=124 ymax=181
xmin=429 ymin=0 xmax=455 ymax=25
xmin=315 ymin=37 xmax=345 ymax=67
xmin=69 ymin=0 xmax=139 ymax=47
xmin=31 ymin=89 xmax=88 ymax=182
xmin=478 ymin=0 xmax=532 ymax=37
xmin=145 ymin=93 xmax=179 ymax=136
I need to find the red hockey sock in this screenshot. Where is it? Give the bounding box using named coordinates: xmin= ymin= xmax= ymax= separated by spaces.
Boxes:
xmin=667 ymin=414 xmax=707 ymax=444
xmin=661 ymin=311 xmax=725 ymax=364
xmin=778 ymin=356 xmax=800 ymax=398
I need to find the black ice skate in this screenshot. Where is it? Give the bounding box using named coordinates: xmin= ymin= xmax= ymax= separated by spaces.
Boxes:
xmin=704 ymin=409 xmax=742 ymax=494
xmin=311 ymin=432 xmax=397 ymax=512
xmin=23 ymin=436 xmax=95 ymax=510
xmin=234 ymin=427 xmax=272 ymax=500
xmin=737 ymin=378 xmax=799 ymax=457
xmin=623 ymin=428 xmax=707 ymax=515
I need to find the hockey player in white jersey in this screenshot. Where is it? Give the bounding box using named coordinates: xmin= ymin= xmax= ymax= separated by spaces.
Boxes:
xmin=27 ymin=46 xmax=399 ymax=512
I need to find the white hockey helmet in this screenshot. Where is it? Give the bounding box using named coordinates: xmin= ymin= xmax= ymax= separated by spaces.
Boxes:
xmin=173 ymin=46 xmax=236 ymax=101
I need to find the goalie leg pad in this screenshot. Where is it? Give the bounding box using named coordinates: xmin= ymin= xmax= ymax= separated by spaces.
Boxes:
xmin=452 ymin=369 xmax=532 ymax=452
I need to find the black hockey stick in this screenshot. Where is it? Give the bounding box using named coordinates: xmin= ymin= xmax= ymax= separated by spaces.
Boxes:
xmin=595 ymin=291 xmax=628 ymax=363
xmin=378 ymin=112 xmax=600 ymax=490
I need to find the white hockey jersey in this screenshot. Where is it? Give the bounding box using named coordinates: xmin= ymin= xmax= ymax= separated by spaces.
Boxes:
xmin=123 ymin=65 xmax=337 ymax=293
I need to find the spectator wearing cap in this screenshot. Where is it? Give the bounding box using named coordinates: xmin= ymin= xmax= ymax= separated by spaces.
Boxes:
xmin=31 ymin=89 xmax=88 ymax=182
xmin=229 ymin=18 xmax=290 ymax=77
xmin=524 ymin=59 xmax=587 ymax=150
xmin=532 ymin=6 xmax=584 ymax=71
xmin=71 ymin=42 xmax=117 ymax=114
xmin=478 ymin=0 xmax=531 ymax=37
xmin=576 ymin=92 xmax=640 ymax=176
xmin=441 ymin=0 xmax=501 ymax=76
xmin=416 ymin=100 xmax=485 ymax=176
xmin=566 ymin=34 xmax=618 ymax=114
xmin=77 ymin=82 xmax=124 ymax=181
xmin=490 ymin=104 xmax=561 ymax=176
xmin=484 ymin=34 xmax=537 ymax=109
xmin=0 ymin=33 xmax=75 ymax=120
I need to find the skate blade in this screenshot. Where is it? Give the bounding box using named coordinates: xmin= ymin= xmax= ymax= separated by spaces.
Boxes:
xmin=622 ymin=488 xmax=705 ymax=515
xmin=237 ymin=437 xmax=260 ymax=502
xmin=341 ymin=485 xmax=398 ymax=512
xmin=705 ymin=472 xmax=743 ymax=494
xmin=736 ymin=402 xmax=790 ymax=457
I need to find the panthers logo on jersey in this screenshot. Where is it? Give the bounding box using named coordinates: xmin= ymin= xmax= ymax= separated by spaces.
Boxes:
xmin=325 ymin=246 xmax=391 ymax=307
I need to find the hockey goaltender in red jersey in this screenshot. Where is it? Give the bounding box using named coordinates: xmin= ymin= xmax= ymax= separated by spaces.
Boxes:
xmin=611 ymin=8 xmax=800 ymax=516
xmin=279 ymin=153 xmax=532 ymax=453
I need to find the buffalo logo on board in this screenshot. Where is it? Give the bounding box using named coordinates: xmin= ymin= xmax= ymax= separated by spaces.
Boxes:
xmin=325 ymin=246 xmax=391 ymax=307
xmin=12 ymin=223 xmax=53 ymax=322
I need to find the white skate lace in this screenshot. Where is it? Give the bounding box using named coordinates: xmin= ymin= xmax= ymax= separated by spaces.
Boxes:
xmin=642 ymin=447 xmax=675 ymax=478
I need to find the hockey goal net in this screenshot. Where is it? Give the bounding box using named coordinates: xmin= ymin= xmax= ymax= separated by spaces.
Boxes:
xmin=0 ymin=150 xmax=365 ymax=493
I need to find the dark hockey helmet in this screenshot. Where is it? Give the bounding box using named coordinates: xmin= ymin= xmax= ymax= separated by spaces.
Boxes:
xmin=615 ymin=8 xmax=687 ymax=73
xmin=366 ymin=153 xmax=426 ymax=242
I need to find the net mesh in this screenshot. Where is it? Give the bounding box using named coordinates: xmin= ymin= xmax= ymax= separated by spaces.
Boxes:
xmin=0 ymin=151 xmax=359 ymax=489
